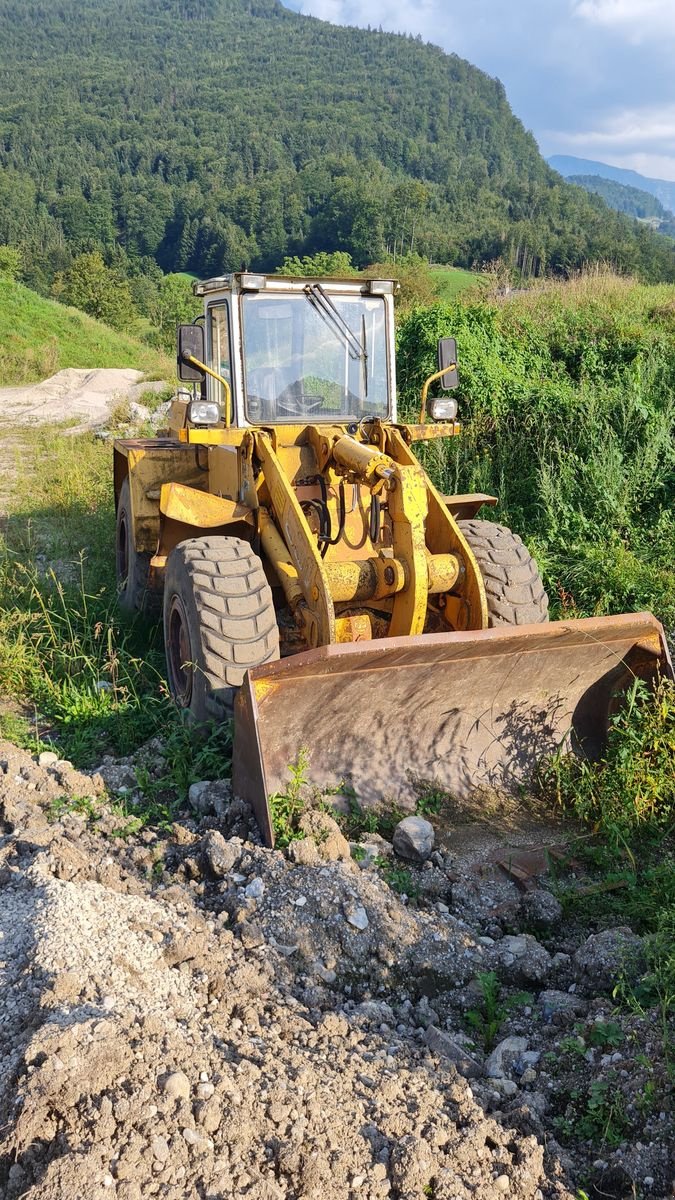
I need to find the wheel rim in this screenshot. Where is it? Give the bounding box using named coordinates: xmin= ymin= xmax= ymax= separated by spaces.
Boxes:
xmin=117 ymin=511 xmax=129 ymax=588
xmin=167 ymin=594 xmax=194 ymax=708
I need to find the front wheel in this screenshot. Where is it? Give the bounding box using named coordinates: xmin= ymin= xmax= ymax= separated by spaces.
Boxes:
xmin=458 ymin=519 xmax=549 ymax=626
xmin=163 ymin=536 xmax=280 ymax=722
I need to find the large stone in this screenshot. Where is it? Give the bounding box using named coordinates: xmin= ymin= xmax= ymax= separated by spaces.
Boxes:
xmin=201 ymin=830 xmax=239 ymax=878
xmin=484 ymin=1035 xmax=528 ymax=1079
xmin=538 ymin=989 xmax=589 ymax=1020
xmin=521 ymin=889 xmax=563 ymax=927
xmin=287 ymin=837 xmax=321 ymax=866
xmin=574 ymin=926 xmax=644 ymax=990
xmin=393 ymin=815 xmax=435 ymax=863
xmin=494 ymin=933 xmax=552 ymax=984
xmin=159 ymin=1070 xmax=190 ymax=1101
xmin=344 ymin=903 xmax=369 ymax=930
xmin=425 ymin=1026 xmax=481 ymax=1078
xmin=188 ymin=779 xmax=232 ymax=818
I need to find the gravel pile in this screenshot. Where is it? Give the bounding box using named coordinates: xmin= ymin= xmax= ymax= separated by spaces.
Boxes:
xmin=0 ymin=739 xmax=672 ymax=1200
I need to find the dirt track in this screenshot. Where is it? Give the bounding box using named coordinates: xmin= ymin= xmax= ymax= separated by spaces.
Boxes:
xmin=0 ymin=368 xmax=166 ymax=431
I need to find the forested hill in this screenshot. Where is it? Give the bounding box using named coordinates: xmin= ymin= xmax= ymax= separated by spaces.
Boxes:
xmin=1 ymin=0 xmax=674 ymax=293
xmin=569 ymin=176 xmax=669 ymax=220
xmin=568 ymin=176 xmax=675 ymax=238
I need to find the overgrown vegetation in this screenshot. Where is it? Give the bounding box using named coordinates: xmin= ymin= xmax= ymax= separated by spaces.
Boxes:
xmin=398 ymin=272 xmax=675 ymax=625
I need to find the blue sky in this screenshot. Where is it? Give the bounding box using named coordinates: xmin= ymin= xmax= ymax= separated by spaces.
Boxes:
xmin=283 ymin=0 xmax=675 ymax=182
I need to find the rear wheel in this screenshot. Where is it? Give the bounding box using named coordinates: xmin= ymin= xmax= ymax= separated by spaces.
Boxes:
xmin=116 ymin=476 xmax=152 ymax=613
xmin=458 ymin=519 xmax=549 ymax=626
xmin=163 ymin=536 xmax=280 ymax=722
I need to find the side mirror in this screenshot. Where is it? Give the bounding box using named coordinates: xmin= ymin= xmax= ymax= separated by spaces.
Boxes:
xmin=177 ymin=324 xmax=206 ymax=382
xmin=437 ymin=337 xmax=459 ymax=390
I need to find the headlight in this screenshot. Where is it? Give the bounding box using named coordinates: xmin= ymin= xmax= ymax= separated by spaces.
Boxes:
xmin=188 ymin=400 xmax=220 ymax=426
xmin=429 ymin=396 xmax=458 ymax=421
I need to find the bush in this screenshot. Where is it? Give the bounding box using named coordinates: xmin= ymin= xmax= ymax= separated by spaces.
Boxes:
xmin=396 ymin=273 xmax=675 ymax=624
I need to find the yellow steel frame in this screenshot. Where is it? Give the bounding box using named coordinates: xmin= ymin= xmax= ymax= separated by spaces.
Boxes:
xmin=121 ymin=415 xmax=489 ymax=645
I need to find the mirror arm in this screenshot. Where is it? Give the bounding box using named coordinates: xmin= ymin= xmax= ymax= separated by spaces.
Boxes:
xmin=419 ymin=364 xmax=456 ymax=424
xmin=183 ymin=353 xmax=232 ymax=428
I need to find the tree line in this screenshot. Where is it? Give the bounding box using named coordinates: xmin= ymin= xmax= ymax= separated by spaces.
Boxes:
xmin=0 ymin=0 xmax=673 ymax=314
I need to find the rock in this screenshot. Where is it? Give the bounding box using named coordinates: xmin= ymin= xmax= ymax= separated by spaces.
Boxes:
xmin=393 ymin=815 xmax=434 ymax=863
xmin=188 ymin=779 xmax=232 ymax=818
xmin=538 ymin=989 xmax=589 ymax=1019
xmin=521 ymin=889 xmax=563 ymax=926
xmin=495 ymin=1174 xmax=511 ymax=1192
xmin=298 ymin=810 xmax=351 ymax=861
xmin=425 ymin=1026 xmax=481 ymax=1078
xmin=160 ymin=1070 xmax=191 ymax=1101
xmin=287 ymin=838 xmax=320 ymax=866
xmin=355 ymin=833 xmax=393 ymax=867
xmin=574 ymin=926 xmax=644 ymax=989
xmin=493 ymin=1078 xmax=518 ymax=1098
xmin=245 ymin=876 xmax=264 ymax=899
xmin=201 ymin=830 xmax=239 ymax=877
xmin=96 ymin=762 xmax=137 ymax=793
xmin=494 ymin=934 xmax=551 ymax=984
xmin=151 ymin=1136 xmax=170 ymax=1162
xmin=38 ymin=751 xmax=59 ymax=768
xmin=236 ymin=920 xmax=265 ymax=948
xmin=484 ymin=1036 xmax=528 ymax=1079
xmin=344 ymin=903 xmax=369 ymax=930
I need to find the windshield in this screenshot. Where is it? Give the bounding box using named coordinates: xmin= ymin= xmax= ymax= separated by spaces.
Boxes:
xmin=241 ymin=290 xmax=390 ymax=423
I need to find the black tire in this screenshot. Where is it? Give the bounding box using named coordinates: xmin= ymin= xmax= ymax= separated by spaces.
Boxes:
xmin=163 ymin=536 xmax=280 ymax=722
xmin=458 ymin=519 xmax=549 ymax=626
xmin=116 ymin=476 xmax=153 ymax=613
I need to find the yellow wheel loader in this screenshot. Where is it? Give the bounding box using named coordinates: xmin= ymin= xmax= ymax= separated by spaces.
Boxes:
xmin=114 ymin=272 xmax=671 ymax=844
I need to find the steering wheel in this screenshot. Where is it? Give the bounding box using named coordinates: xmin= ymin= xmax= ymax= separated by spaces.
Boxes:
xmin=277 ymin=380 xmax=326 ymax=415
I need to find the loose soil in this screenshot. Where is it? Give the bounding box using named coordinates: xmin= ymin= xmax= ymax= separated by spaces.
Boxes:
xmin=0 ymin=740 xmax=671 ymax=1200
xmin=0 ymin=368 xmax=165 ymax=432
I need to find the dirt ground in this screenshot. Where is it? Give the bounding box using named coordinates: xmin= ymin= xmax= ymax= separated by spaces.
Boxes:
xmin=0 ymin=368 xmax=166 ymax=432
xmin=0 ymin=738 xmax=672 ymax=1200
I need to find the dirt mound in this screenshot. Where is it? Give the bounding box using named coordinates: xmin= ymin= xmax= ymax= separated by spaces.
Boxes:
xmin=0 ymin=741 xmax=671 ymax=1200
xmin=0 ymin=368 xmax=165 ymax=429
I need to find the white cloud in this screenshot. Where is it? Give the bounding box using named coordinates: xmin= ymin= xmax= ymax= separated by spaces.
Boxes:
xmin=574 ymin=0 xmax=675 ymax=39
xmin=549 ymin=104 xmax=675 ymax=151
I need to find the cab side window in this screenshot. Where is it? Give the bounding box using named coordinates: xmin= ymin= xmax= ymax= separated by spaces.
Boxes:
xmin=207 ymin=304 xmax=231 ymax=411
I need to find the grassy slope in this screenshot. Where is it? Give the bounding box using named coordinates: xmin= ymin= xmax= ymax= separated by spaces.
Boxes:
xmin=430 ymin=266 xmax=484 ymax=301
xmin=0 ymin=277 xmax=172 ymax=385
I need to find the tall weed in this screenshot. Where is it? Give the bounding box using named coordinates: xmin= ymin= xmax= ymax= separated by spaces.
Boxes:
xmin=397 ymin=274 xmax=675 ymax=624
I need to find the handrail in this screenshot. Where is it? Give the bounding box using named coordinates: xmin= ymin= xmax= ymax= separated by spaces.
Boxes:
xmin=184 ymin=353 xmax=232 ymax=428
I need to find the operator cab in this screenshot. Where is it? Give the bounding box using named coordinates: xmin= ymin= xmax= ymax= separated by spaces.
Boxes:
xmin=176 ymin=273 xmax=398 ymax=430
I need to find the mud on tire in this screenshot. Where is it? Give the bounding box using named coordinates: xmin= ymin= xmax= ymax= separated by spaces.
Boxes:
xmin=458 ymin=518 xmax=549 ymax=626
xmin=163 ymin=535 xmax=280 ymax=722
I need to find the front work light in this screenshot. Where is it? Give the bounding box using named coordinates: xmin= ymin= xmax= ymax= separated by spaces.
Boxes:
xmin=429 ymin=396 xmax=458 ymax=421
xmin=367 ymin=280 xmax=396 ymax=295
xmin=188 ymin=400 xmax=221 ymax=426
xmin=239 ymin=273 xmax=267 ymax=291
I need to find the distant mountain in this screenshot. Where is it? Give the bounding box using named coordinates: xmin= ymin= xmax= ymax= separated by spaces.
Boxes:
xmin=549 ymin=156 xmax=675 ymax=216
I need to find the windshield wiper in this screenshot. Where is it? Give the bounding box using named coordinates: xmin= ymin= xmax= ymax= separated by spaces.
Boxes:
xmin=304 ymin=284 xmax=366 ymax=366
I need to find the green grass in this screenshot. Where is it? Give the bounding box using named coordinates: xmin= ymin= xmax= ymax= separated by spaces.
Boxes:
xmin=429 ymin=265 xmax=484 ymax=302
xmin=0 ymin=277 xmax=172 ymax=385
xmin=398 ymin=271 xmax=675 ymax=627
